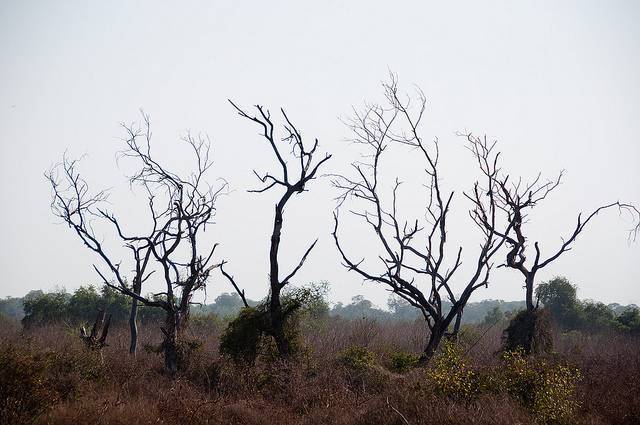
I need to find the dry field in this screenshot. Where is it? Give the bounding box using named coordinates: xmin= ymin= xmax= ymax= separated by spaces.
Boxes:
xmin=1 ymin=316 xmax=639 ymax=424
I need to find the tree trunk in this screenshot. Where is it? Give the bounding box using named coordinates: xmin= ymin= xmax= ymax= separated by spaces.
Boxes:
xmin=163 ymin=309 xmax=181 ymax=375
xmin=450 ymin=308 xmax=463 ymax=339
xmin=525 ymin=273 xmax=535 ymax=312
xmin=129 ymin=279 xmax=142 ymax=355
xmin=419 ymin=323 xmax=446 ymax=364
xmin=270 ymin=299 xmax=290 ymax=357
xmin=129 ymin=298 xmax=139 ymax=355
xmin=269 ymin=202 xmax=291 ymax=358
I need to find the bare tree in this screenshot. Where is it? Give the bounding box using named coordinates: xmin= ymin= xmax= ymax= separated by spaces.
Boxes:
xmin=222 ymin=100 xmax=331 ymax=358
xmin=465 ymin=133 xmax=640 ymax=316
xmin=46 ymin=113 xmax=226 ymax=373
xmin=332 ymin=76 xmax=510 ymax=362
xmin=80 ymin=309 xmax=111 ymax=350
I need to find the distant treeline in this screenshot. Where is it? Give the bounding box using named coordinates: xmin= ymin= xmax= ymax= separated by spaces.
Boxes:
xmin=534 ymin=277 xmax=640 ymax=333
xmin=1 ymin=277 xmax=638 ymax=333
xmin=1 ymin=285 xmax=523 ymax=326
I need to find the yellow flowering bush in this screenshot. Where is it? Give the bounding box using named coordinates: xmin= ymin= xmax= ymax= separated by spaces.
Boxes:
xmin=499 ymin=349 xmax=581 ymax=423
xmin=339 ymin=345 xmax=376 ymax=371
xmin=422 ymin=342 xmax=581 ymax=422
xmin=425 ymin=340 xmax=479 ymax=400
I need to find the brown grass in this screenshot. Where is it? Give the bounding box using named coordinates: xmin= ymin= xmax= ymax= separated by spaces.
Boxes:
xmin=1 ymin=316 xmax=639 ymax=425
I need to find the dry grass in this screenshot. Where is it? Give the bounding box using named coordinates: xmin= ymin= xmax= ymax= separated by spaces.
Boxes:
xmin=1 ymin=315 xmax=639 ymax=424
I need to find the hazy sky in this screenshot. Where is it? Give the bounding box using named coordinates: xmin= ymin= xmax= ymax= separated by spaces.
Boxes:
xmin=1 ymin=1 xmax=639 ymax=308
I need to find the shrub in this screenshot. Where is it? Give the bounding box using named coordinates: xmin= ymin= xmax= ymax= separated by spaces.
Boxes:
xmin=0 ymin=344 xmax=59 ymax=424
xmin=219 ymin=285 xmax=325 ymax=364
xmin=219 ymin=307 xmax=270 ymax=364
xmin=0 ymin=342 xmax=104 ymax=424
xmin=339 ymin=345 xmax=376 ymax=371
xmin=499 ymin=349 xmax=581 ymax=423
xmin=386 ymin=350 xmax=419 ymax=373
xmin=502 ymin=309 xmax=553 ymax=354
xmin=426 ymin=340 xmax=479 ymax=400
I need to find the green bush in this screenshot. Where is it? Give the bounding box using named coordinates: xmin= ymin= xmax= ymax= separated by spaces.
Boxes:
xmin=502 ymin=309 xmax=553 ymax=354
xmin=219 ymin=284 xmax=327 ymax=364
xmin=340 ymin=346 xmax=376 ymax=371
xmin=386 ymin=351 xmax=419 ymax=374
xmin=219 ymin=307 xmax=270 ymax=363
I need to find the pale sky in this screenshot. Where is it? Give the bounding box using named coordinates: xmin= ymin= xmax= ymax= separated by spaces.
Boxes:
xmin=1 ymin=0 xmax=639 ymax=307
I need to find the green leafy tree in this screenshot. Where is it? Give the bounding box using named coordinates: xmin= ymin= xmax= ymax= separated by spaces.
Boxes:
xmin=0 ymin=297 xmax=24 ymax=321
xmin=535 ymin=277 xmax=581 ymax=329
xmin=581 ymin=301 xmax=620 ymax=331
xmin=67 ymin=286 xmax=102 ymax=324
xmin=481 ymin=306 xmax=504 ymax=326
xmin=616 ymin=307 xmax=640 ymax=333
xmin=22 ymin=290 xmax=69 ymax=328
xmin=99 ymin=286 xmax=132 ymax=324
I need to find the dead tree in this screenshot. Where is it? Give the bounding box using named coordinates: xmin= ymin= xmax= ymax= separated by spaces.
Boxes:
xmin=464 ymin=134 xmax=640 ymax=353
xmin=80 ymin=309 xmax=111 ymax=350
xmin=47 ymin=113 xmax=226 ymax=373
xmin=222 ymin=100 xmax=331 ymax=358
xmin=332 ymin=76 xmax=509 ymax=362
xmin=465 ymin=133 xmax=640 ymax=351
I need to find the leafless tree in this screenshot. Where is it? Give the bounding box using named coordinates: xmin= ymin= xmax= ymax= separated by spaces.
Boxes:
xmin=222 ymin=100 xmax=331 ymax=358
xmin=465 ymin=133 xmax=640 ymax=313
xmin=80 ymin=309 xmax=111 ymax=350
xmin=332 ymin=76 xmax=510 ymax=362
xmin=46 ymin=113 xmax=227 ymax=373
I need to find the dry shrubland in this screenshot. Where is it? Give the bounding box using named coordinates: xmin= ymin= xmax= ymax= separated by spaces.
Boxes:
xmin=1 ymin=315 xmax=639 ymax=425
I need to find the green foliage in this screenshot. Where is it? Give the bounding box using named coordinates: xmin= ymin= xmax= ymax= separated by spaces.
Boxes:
xmin=19 ymin=286 xmax=167 ymax=329
xmin=502 ymin=309 xmax=553 ymax=354
xmin=67 ymin=286 xmax=102 ymax=324
xmin=192 ymin=292 xmax=257 ymax=319
xmin=580 ymin=301 xmax=622 ymax=331
xmin=616 ymin=306 xmax=640 ymax=333
xmin=22 ymin=290 xmax=69 ymax=328
xmin=219 ymin=283 xmax=328 ymax=363
xmin=339 ymin=345 xmax=376 ymax=371
xmin=332 ymin=295 xmax=390 ymax=320
xmin=386 ymin=350 xmax=419 ymax=373
xmin=536 ymin=276 xmax=638 ymax=334
xmin=219 ymin=307 xmax=270 ymax=363
xmin=287 ymin=281 xmax=330 ymax=321
xmin=0 ymin=297 xmax=24 ymax=321
xmin=481 ymin=306 xmax=504 ymax=326
xmin=536 ymin=277 xmax=581 ymax=329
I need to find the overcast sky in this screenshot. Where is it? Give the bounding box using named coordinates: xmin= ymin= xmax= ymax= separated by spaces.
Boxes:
xmin=1 ymin=1 xmax=639 ymax=308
